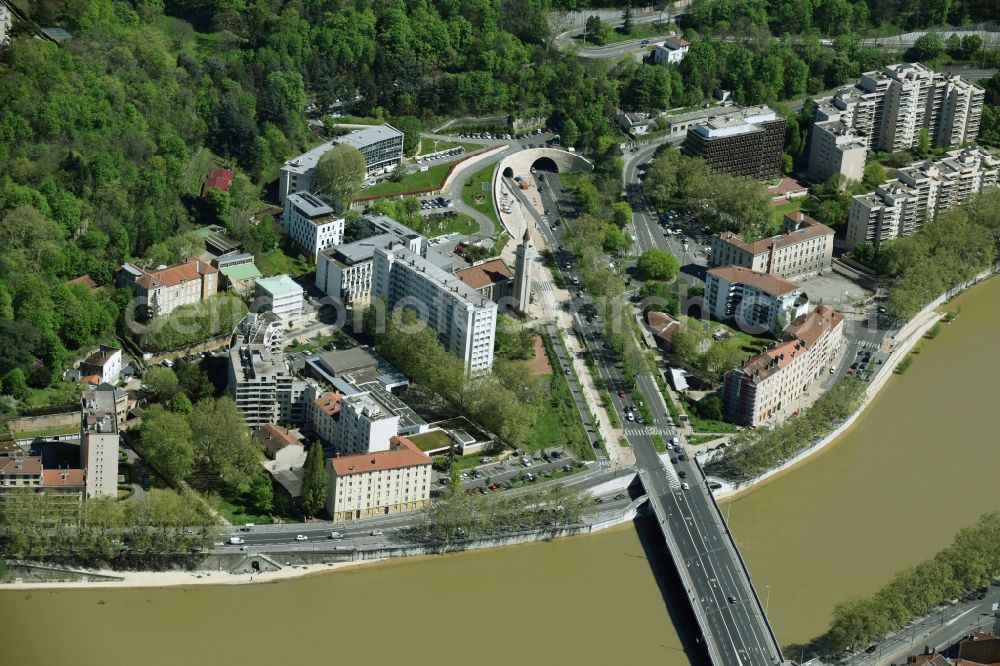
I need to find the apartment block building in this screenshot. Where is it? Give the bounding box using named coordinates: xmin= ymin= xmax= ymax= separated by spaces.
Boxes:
xmin=325 ymin=435 xmax=431 ymax=522
xmin=0 ymin=456 xmax=86 ymax=500
xmin=315 ymin=215 xmax=424 ymax=306
xmin=846 ymin=146 xmax=999 ymax=249
xmin=808 ymin=63 xmax=985 ymax=182
xmin=80 ymin=388 xmax=120 ymax=498
xmin=254 ymin=274 xmax=304 ymax=321
xmin=282 ymin=192 xmax=344 ymax=263
xmin=682 ymin=105 xmax=785 ymax=180
xmin=117 ymin=257 xmax=217 ymax=318
xmin=334 ymin=392 xmax=400 ymax=455
xmin=807 ymin=119 xmax=867 ymax=184
xmin=278 ymin=124 xmax=404 ymax=202
xmin=709 ymin=212 xmax=834 ymax=281
xmin=373 ymin=242 xmax=498 ymax=373
xmin=705 ymin=266 xmax=808 ymax=334
xmin=309 ymin=391 xmax=343 ymax=446
xmin=722 ymin=306 xmax=845 ymax=426
xmin=228 ymin=344 xmax=311 ymax=428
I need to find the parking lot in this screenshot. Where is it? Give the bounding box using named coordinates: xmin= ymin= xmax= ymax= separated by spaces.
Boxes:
xmin=420 ymin=196 xmax=453 ymax=211
xmin=432 ymin=448 xmax=581 ymax=494
xmin=415 ymin=146 xmax=465 ymax=164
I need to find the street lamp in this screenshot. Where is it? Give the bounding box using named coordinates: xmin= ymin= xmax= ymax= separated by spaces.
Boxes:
xmin=765 ymin=585 xmax=771 ymax=614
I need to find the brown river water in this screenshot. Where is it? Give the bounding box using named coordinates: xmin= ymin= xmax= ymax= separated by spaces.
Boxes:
xmin=2 ymin=278 xmax=999 ymax=666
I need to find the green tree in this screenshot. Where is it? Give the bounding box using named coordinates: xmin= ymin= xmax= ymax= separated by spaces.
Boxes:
xmin=249 ymin=472 xmax=274 ymax=514
xmin=637 ymin=248 xmax=680 ymax=281
xmin=189 ymin=397 xmax=258 ymax=489
xmin=140 ymin=405 xmax=195 ymax=482
xmin=169 ymin=392 xmax=193 ymax=414
xmin=916 ymin=127 xmax=931 ymax=158
xmin=622 ymin=5 xmax=634 ymax=34
xmin=300 ymin=441 xmax=328 ymax=517
xmin=143 ymin=367 xmax=180 ymax=402
xmin=313 ymin=144 xmax=366 ymax=207
xmin=911 ymin=33 xmax=945 ymax=61
xmin=2 ymin=368 xmax=29 ymax=400
xmin=561 ymin=118 xmax=579 ymax=147
xmin=391 ymin=115 xmax=422 ymax=156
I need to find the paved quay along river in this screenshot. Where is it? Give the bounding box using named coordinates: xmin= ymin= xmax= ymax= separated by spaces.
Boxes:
xmin=2 ymin=278 xmax=1000 ymax=665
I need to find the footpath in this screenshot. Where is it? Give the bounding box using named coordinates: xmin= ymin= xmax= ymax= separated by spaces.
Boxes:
xmin=500 ymin=191 xmax=633 ymax=468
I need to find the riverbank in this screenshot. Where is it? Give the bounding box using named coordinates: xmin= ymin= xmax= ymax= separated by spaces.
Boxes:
xmin=1 ymin=497 xmax=648 ymax=590
xmin=714 ymin=268 xmax=998 ymax=502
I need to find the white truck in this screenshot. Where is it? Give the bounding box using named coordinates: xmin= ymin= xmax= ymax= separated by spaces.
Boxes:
xmin=228 ymin=536 xmax=245 ymax=545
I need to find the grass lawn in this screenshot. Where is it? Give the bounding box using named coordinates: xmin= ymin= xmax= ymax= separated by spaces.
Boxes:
xmin=461 ymin=162 xmax=500 ymax=228
xmin=580 ymin=22 xmax=670 ymax=47
xmin=207 ymin=484 xmax=277 ymax=525
xmin=409 ymin=212 xmax=478 ymax=238
xmin=12 ymin=425 xmax=79 ymax=440
xmin=363 ymin=162 xmax=452 ymax=197
xmin=258 ymin=247 xmax=313 ymax=278
xmin=770 ymin=198 xmax=804 ymax=225
xmin=410 ymin=430 xmax=454 ymax=453
xmin=183 ymin=147 xmax=216 ymax=197
xmin=22 ymin=381 xmax=83 ymax=410
xmin=524 ymin=337 xmax=595 ymax=461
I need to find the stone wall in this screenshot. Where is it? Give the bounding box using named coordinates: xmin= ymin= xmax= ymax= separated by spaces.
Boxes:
xmin=9 ymin=411 xmax=81 ymax=434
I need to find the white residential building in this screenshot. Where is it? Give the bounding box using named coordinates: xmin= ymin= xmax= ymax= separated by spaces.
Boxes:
xmin=116 ymin=257 xmax=218 ymax=318
xmin=617 ymin=111 xmax=656 ymax=135
xmin=80 ymin=388 xmax=120 ymax=499
xmin=228 ymin=344 xmax=310 ymax=428
xmin=705 ymin=266 xmax=808 ymax=335
xmin=325 ymin=435 xmax=431 ymax=521
xmin=709 ymin=212 xmax=835 ymax=281
xmin=373 ymin=242 xmax=498 ymax=373
xmin=810 ymin=63 xmax=985 ymax=163
xmin=846 ymin=147 xmax=999 ymax=249
xmin=282 ymin=192 xmax=344 ymax=263
xmin=79 ymin=346 xmax=123 ymax=385
xmin=316 ymin=214 xmax=424 ymax=306
xmin=807 ymin=119 xmax=868 ymax=184
xmin=722 ymin=306 xmax=845 ymax=426
xmin=653 ymin=35 xmax=689 ymax=65
xmin=255 ymin=274 xmax=304 ymax=321
xmin=278 ymin=124 xmax=405 ymax=202
xmin=333 ymin=391 xmax=400 ymax=456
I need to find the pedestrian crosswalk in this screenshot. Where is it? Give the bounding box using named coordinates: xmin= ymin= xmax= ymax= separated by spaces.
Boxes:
xmin=856 ymin=339 xmax=880 ymax=350
xmin=535 ymin=281 xmax=553 ymax=292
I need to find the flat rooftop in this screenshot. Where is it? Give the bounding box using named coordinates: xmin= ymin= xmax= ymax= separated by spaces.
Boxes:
xmin=337 ymin=124 xmax=403 ymax=150
xmin=377 ymin=243 xmax=494 ymax=308
xmin=256 ymin=274 xmax=303 ymax=297
xmin=287 ymin=192 xmax=334 ymax=218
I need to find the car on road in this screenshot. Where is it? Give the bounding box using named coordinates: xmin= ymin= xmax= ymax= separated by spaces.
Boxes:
xmin=865 ymin=645 xmax=878 ymax=654
xmin=678 ymin=454 xmax=688 ymax=462
xmin=727 ymin=595 xmax=738 ymax=604
xmin=678 ymin=471 xmax=687 ymax=479
xmin=295 ymin=534 xmax=308 ymax=541
xmin=328 ymin=531 xmax=343 ymax=539
xmin=614 ymin=493 xmax=626 ymax=500
xmin=670 ymin=456 xmax=678 ymax=463
xmin=681 ymin=482 xmax=690 ymax=490
xmin=370 ymin=530 xmax=384 ymax=537
xmin=228 ymin=537 xmax=245 ymax=545
xmin=617 ymin=389 xmax=626 ymax=397
xmin=626 ymin=412 xmax=635 ymax=421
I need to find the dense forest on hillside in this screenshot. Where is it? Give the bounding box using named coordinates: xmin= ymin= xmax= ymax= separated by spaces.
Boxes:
xmin=0 ymin=0 xmax=997 ymax=419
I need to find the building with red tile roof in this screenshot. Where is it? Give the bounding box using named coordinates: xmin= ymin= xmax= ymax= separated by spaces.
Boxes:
xmin=325 ymin=436 xmax=431 ymax=521
xmin=709 ymin=213 xmax=834 ymax=281
xmin=455 ymin=258 xmax=514 ymax=303
xmin=116 ymin=257 xmax=218 ymax=318
xmin=202 ymin=168 xmax=234 ymax=196
xmin=308 ymin=391 xmax=343 ymax=446
xmin=722 ymin=305 xmax=845 ymax=426
xmin=705 ymin=265 xmax=807 ymax=334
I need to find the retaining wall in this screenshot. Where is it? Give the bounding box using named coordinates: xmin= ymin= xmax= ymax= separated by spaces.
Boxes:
xmin=9 ymin=411 xmax=80 ymax=434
